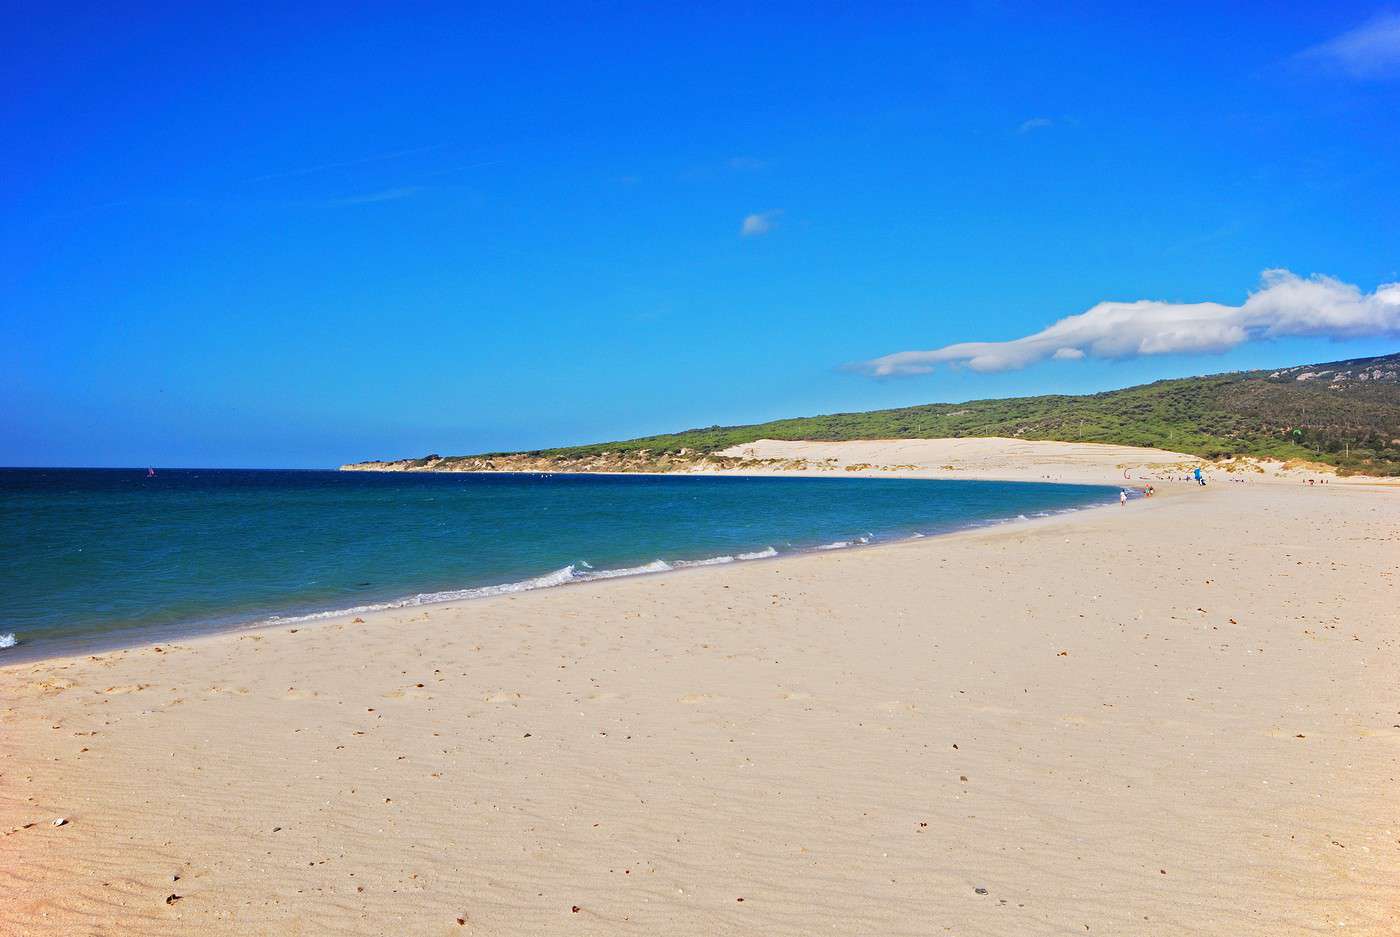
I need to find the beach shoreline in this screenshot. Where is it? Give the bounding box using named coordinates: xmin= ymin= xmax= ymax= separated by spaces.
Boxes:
xmin=0 ymin=473 xmax=1130 ymax=668
xmin=3 ymin=451 xmax=1397 ymax=935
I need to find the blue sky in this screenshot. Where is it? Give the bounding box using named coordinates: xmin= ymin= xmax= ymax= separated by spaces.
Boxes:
xmin=4 ymin=3 xmax=1398 ymax=468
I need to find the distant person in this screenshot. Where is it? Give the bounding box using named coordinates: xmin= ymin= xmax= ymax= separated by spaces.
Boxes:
xmin=1193 ymin=466 xmax=1205 ymax=486
xmin=1120 ymin=490 xmax=1128 ymax=507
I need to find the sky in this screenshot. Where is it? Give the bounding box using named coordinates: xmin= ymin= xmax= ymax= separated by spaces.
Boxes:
xmin=3 ymin=2 xmax=1398 ymax=468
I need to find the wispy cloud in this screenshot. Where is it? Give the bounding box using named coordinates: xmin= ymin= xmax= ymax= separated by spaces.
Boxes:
xmin=325 ymin=186 xmax=422 ymax=206
xmin=1298 ymin=12 xmax=1400 ymax=79
xmin=854 ymin=270 xmax=1400 ymax=376
xmin=1017 ymin=116 xmax=1053 ymax=134
xmin=247 ymin=144 xmax=448 ymax=184
xmin=728 ymin=156 xmax=769 ymax=171
xmin=740 ymin=210 xmax=781 ymax=237
xmin=417 ymin=159 xmax=502 ymax=180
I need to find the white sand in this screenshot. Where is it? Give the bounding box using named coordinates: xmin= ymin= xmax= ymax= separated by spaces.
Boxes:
xmin=713 ymin=437 xmax=1360 ymax=486
xmin=717 ymin=436 xmax=1200 ymax=482
xmin=3 ymin=446 xmax=1397 ymax=935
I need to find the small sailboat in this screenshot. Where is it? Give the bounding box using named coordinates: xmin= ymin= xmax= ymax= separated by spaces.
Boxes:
xmin=147 ymin=467 xmax=157 ymax=478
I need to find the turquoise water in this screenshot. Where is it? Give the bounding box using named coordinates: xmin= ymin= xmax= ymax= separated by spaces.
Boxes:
xmin=0 ymin=469 xmax=1119 ymax=658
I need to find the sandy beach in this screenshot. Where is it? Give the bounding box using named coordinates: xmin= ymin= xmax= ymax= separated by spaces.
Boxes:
xmin=3 ymin=447 xmax=1397 ymax=936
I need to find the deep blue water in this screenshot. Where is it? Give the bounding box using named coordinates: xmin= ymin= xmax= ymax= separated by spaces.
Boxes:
xmin=0 ymin=469 xmax=1119 ymax=658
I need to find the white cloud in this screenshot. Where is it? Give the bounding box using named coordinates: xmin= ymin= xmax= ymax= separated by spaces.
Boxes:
xmin=1299 ymin=12 xmax=1400 ymax=78
xmin=1017 ymin=116 xmax=1053 ymax=134
xmin=740 ymin=210 xmax=781 ymax=237
xmin=856 ymin=270 xmax=1400 ymax=377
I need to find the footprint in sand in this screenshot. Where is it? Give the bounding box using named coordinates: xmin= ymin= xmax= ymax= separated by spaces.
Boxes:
xmin=678 ymin=693 xmax=724 ymax=704
xmin=485 ymin=691 xmax=528 ymax=703
xmin=284 ymin=688 xmax=319 ymax=700
xmin=778 ymin=691 xmax=813 ymax=701
xmin=102 ymin=684 xmax=152 ymax=695
xmin=381 ymin=686 xmax=433 ymax=701
xmin=15 ymin=679 xmax=77 ymax=699
xmin=1265 ymin=727 xmax=1311 ymax=740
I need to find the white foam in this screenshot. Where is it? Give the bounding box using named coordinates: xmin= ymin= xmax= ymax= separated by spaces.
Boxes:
xmin=657 ymin=546 xmax=779 ymax=568
xmin=816 ymin=541 xmax=853 ymax=550
xmin=0 ymin=633 xmax=16 ymax=649
xmin=269 ymin=564 xmax=588 ymax=625
xmin=257 ymin=548 xmax=796 ymax=631
xmin=674 ymin=555 xmax=735 ymax=568
xmin=579 ymin=559 xmax=673 ymax=580
xmin=737 ymin=546 xmax=778 ymax=560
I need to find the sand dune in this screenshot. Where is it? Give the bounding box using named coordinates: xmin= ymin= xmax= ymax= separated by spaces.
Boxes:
xmin=3 ymin=480 xmax=1398 ymax=935
xmin=713 ymin=437 xmax=1359 ymax=486
xmin=719 ymin=436 xmax=1199 ymax=481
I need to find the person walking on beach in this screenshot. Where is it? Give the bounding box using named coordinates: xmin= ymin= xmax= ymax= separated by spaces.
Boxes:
xmin=1120 ymin=490 xmax=1128 ymax=507
xmin=1193 ymin=466 xmax=1205 ymax=486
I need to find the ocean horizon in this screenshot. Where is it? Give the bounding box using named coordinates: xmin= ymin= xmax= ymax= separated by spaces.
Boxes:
xmin=0 ymin=468 xmax=1120 ymax=659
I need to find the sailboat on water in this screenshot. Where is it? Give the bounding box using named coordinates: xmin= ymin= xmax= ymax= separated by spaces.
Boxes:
xmin=146 ymin=467 xmax=157 ymax=478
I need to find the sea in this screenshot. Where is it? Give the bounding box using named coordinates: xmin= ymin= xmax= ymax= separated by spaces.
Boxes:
xmin=0 ymin=468 xmax=1121 ymax=659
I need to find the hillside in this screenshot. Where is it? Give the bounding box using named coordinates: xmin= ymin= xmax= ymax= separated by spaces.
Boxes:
xmin=349 ymin=351 xmax=1400 ymax=476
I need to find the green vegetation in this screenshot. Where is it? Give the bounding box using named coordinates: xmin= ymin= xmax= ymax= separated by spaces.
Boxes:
xmin=454 ymin=352 xmax=1400 ymax=476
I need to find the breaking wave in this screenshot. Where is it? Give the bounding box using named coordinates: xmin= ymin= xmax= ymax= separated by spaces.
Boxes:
xmin=671 ymin=548 xmax=778 ymax=567
xmin=580 ymin=559 xmax=673 ymax=579
xmin=267 ymin=547 xmax=785 ymax=626
xmin=674 ymin=555 xmax=735 ymax=567
xmin=737 ymin=547 xmax=779 ymax=559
